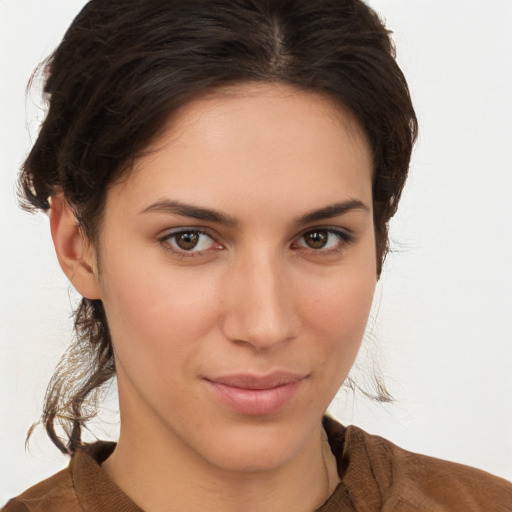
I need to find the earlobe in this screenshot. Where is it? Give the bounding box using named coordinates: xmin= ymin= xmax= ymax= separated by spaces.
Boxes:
xmin=49 ymin=195 xmax=101 ymax=300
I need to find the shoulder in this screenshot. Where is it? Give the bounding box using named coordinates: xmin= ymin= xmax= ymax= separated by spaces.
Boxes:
xmin=2 ymin=442 xmax=117 ymax=512
xmin=325 ymin=417 xmax=512 ymax=511
xmin=2 ymin=467 xmax=78 ymax=512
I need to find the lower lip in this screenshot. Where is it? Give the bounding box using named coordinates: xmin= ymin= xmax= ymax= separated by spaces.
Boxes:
xmin=205 ymin=379 xmax=303 ymax=416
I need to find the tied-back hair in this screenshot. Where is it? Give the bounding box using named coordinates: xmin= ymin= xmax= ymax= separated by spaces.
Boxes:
xmin=20 ymin=0 xmax=417 ymax=455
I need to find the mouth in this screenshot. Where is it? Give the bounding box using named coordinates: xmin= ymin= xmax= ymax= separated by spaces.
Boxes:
xmin=204 ymin=371 xmax=307 ymax=416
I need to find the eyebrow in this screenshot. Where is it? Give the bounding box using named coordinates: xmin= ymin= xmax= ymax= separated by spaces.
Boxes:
xmin=293 ymin=199 xmax=369 ymax=225
xmin=140 ymin=198 xmax=369 ymax=226
xmin=140 ymin=199 xmax=238 ymax=226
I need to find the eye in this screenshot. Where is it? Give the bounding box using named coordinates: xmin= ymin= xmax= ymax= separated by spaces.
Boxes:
xmin=161 ymin=229 xmax=219 ymax=254
xmin=294 ymin=228 xmax=353 ymax=252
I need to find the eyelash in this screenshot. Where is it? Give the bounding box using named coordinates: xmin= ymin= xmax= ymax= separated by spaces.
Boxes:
xmin=158 ymin=227 xmax=355 ymax=258
xmin=292 ymin=228 xmax=355 ymax=255
xmin=159 ymin=229 xmax=220 ymax=258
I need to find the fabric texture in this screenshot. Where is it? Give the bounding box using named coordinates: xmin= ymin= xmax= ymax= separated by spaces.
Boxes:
xmin=4 ymin=417 xmax=512 ymax=511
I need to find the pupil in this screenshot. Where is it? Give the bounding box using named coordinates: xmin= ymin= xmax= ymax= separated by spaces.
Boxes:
xmin=306 ymin=230 xmax=327 ymax=249
xmin=177 ymin=232 xmax=198 ymax=250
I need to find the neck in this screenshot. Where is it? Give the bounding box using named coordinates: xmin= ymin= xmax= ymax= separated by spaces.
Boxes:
xmin=103 ymin=414 xmax=340 ymax=512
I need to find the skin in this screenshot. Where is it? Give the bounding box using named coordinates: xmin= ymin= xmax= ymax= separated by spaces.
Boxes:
xmin=51 ymin=83 xmax=376 ymax=512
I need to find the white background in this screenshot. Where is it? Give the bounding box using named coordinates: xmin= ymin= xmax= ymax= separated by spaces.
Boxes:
xmin=1 ymin=0 xmax=511 ymax=504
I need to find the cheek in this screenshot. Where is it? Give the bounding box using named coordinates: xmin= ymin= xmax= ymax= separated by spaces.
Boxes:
xmin=322 ymin=281 xmax=374 ymax=366
xmin=99 ymin=251 xmax=222 ymax=365
xmin=99 ymin=260 xmax=226 ymax=419
xmin=302 ymin=260 xmax=376 ymax=335
xmin=297 ymin=259 xmax=376 ymax=379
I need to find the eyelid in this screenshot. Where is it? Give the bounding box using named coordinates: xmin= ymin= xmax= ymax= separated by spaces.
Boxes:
xmin=158 ymin=227 xmax=222 ymax=256
xmin=292 ymin=226 xmax=356 ymax=252
xmin=156 ymin=225 xmax=355 ymax=258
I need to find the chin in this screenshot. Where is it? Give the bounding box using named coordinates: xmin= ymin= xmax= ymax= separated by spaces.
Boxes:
xmin=185 ymin=413 xmax=322 ymax=474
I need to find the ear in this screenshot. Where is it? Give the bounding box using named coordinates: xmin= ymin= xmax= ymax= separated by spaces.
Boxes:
xmin=49 ymin=194 xmax=101 ymax=300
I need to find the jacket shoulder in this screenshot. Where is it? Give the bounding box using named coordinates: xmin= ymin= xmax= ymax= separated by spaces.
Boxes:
xmin=346 ymin=425 xmax=512 ymax=511
xmin=2 ymin=467 xmax=80 ymax=512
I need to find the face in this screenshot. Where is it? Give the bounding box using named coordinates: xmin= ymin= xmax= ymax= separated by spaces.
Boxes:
xmin=94 ymin=83 xmax=376 ymax=472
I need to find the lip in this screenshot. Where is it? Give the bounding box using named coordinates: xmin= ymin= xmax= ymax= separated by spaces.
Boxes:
xmin=204 ymin=371 xmax=306 ymax=416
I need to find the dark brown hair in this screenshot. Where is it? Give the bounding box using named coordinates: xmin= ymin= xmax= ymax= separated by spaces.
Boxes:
xmin=20 ymin=0 xmax=417 ymax=455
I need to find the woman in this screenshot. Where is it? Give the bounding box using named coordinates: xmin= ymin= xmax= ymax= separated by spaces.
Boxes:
xmin=3 ymin=0 xmax=512 ymax=510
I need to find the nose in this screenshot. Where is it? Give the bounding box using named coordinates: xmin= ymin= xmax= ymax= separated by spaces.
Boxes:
xmin=220 ymin=249 xmax=300 ymax=351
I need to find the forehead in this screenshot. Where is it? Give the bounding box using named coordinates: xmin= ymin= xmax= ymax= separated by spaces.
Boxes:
xmin=109 ymin=83 xmax=373 ymax=217
xmin=149 ymin=82 xmax=370 ymax=163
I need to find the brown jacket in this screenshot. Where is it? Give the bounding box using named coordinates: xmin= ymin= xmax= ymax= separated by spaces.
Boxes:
xmin=4 ymin=417 xmax=512 ymax=511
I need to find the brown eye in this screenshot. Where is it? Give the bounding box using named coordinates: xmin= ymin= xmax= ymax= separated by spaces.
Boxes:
xmin=162 ymin=229 xmax=219 ymax=255
xmin=295 ymin=228 xmax=352 ymax=253
xmin=303 ymin=230 xmax=329 ymax=249
xmin=175 ymin=231 xmax=199 ymax=250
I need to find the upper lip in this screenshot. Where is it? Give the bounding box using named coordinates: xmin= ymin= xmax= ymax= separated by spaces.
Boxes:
xmin=205 ymin=371 xmax=307 ymax=390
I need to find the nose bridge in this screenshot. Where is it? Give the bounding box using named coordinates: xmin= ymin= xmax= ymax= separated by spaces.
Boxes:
xmin=221 ymin=247 xmax=298 ymax=350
